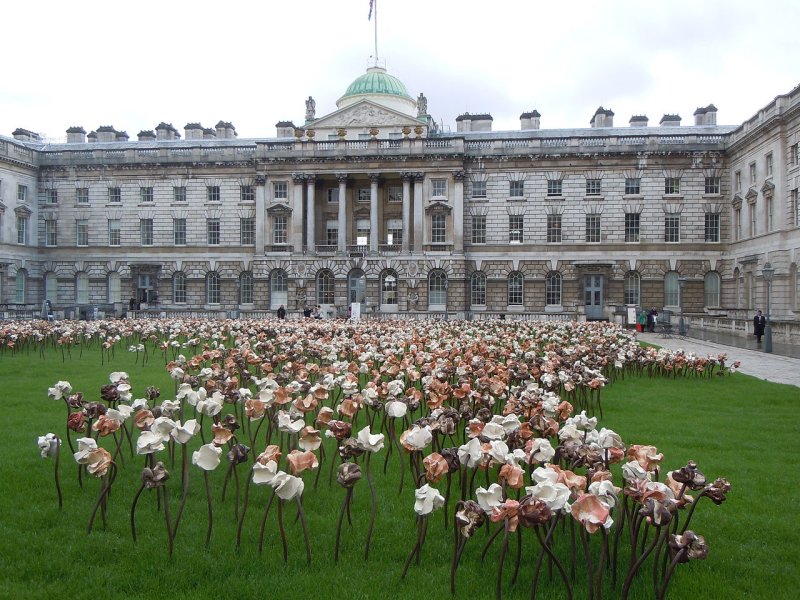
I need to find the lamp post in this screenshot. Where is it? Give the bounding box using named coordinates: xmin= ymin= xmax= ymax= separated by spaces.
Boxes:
xmin=762 ymin=262 xmax=774 ymax=353
xmin=678 ymin=276 xmax=687 ymax=336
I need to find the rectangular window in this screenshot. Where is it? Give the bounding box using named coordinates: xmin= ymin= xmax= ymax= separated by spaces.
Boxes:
xmin=327 ymin=188 xmax=339 ymax=203
xmin=240 ymin=217 xmax=255 ymax=245
xmin=765 ymin=153 xmax=773 ymax=177
xmin=664 ymin=214 xmax=680 ymax=242
xmin=173 ymin=186 xmax=187 ymax=203
xmin=509 ymin=215 xmax=524 ymax=243
xmin=273 ymin=215 xmax=288 ymax=245
xmin=140 ymin=219 xmax=154 ymax=246
xmin=624 ymin=213 xmax=640 ymax=242
xmin=766 ymin=197 xmax=774 ymax=232
xmin=46 ymin=189 xmax=58 ymax=204
xmin=108 ymin=187 xmax=121 ymax=203
xmin=509 ymin=180 xmax=524 ymax=197
xmin=791 ymin=144 xmax=799 ymax=166
xmin=704 ymin=213 xmax=720 ymax=242
xmin=17 ymin=184 xmax=28 ymax=202
xmin=664 ymin=177 xmax=681 ymax=195
xmin=386 ymin=218 xmax=402 ymax=245
xmin=357 ymin=187 xmax=371 ymax=203
xmin=585 ymin=179 xmax=601 ymax=196
xmin=735 ymin=171 xmax=741 ymax=192
xmin=735 ymin=207 xmax=742 ymax=241
xmin=624 ymin=178 xmax=641 ymax=195
xmin=749 ymin=162 xmax=756 ymax=184
xmin=17 ymin=217 xmax=27 ymax=244
xmin=76 ymin=188 xmax=89 ymax=203
xmin=273 ymin=182 xmax=288 ymax=199
xmin=749 ymin=203 xmax=756 ymax=237
xmin=240 ymin=185 xmax=255 ymax=202
xmin=387 ymin=185 xmax=402 ymax=203
xmin=471 ymin=215 xmax=486 ymax=244
xmin=76 ymin=219 xmax=88 ymax=247
xmin=431 ymin=214 xmax=447 ymax=243
xmin=108 ymin=219 xmax=120 ymax=246
xmin=207 ymin=186 xmax=220 ymax=202
xmin=356 ymin=218 xmax=370 ymax=245
xmin=547 ymin=214 xmax=562 ymax=243
xmin=585 ymin=214 xmax=601 ymax=243
xmin=140 ymin=187 xmax=154 ymax=203
xmin=431 ymin=179 xmax=447 ymax=198
xmin=173 ymin=218 xmax=187 ymax=246
xmin=326 ymin=220 xmax=339 ymax=246
xmin=173 ymin=275 xmax=186 ymax=304
xmin=240 ymin=274 xmax=253 ymax=304
xmin=45 ymin=220 xmax=58 ymax=246
xmin=793 ymin=189 xmax=799 ymax=227
xmin=547 ymin=179 xmax=563 ymax=196
xmin=704 ymin=176 xmax=721 ymax=195
xmin=471 ymin=180 xmax=486 ymax=198
xmin=207 ymin=218 xmax=220 ymax=245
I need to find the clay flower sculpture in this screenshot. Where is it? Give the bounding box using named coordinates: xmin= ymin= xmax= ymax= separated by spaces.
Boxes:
xmin=268 ymin=470 xmax=311 ymax=565
xmin=403 ymin=483 xmax=446 ymax=578
xmin=82 ymin=447 xmax=115 ymax=534
xmin=355 ymin=425 xmax=384 ymax=559
xmin=37 ymin=433 xmax=63 ymax=508
xmin=334 ymin=462 xmax=362 ymax=562
xmin=451 ymin=500 xmax=487 ymax=594
xmin=192 ymin=443 xmax=222 ymax=548
xmin=131 ymin=462 xmax=174 ymax=554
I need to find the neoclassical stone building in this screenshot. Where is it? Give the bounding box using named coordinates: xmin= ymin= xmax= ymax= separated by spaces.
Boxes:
xmin=1 ymin=64 xmax=798 ymax=338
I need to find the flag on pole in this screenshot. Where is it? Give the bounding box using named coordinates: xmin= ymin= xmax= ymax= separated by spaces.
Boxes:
xmin=368 ymin=0 xmax=374 ymax=20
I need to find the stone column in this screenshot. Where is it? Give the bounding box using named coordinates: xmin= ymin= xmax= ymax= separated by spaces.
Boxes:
xmin=453 ymin=170 xmax=465 ymax=252
xmin=413 ymin=172 xmax=424 ymax=251
xmin=305 ymin=175 xmax=316 ymax=252
xmin=255 ymin=175 xmax=266 ymax=253
xmin=292 ymin=174 xmax=304 ymax=252
xmin=337 ymin=173 xmax=348 ymax=253
xmin=401 ymin=173 xmax=412 ymax=252
xmin=369 ymin=173 xmax=380 ymax=252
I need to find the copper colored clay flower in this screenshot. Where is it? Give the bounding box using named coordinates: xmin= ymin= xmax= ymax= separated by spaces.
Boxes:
xmin=337 ymin=462 xmax=362 ymax=488
xmin=455 ymin=500 xmax=486 ymax=538
xmin=639 ymin=497 xmax=673 ymax=526
xmin=499 ymin=463 xmax=525 ymax=489
xmin=316 ymin=406 xmax=335 ymax=427
xmin=142 ymin=462 xmax=170 ymax=489
xmin=570 ymin=492 xmax=611 ymax=533
xmin=67 ymin=412 xmax=86 ymax=432
xmin=491 ymin=499 xmax=521 ymax=532
xmin=286 ymin=449 xmax=319 ymax=475
xmin=212 ymin=424 xmax=233 ymax=446
xmin=327 ymin=420 xmax=352 ymax=441
xmin=256 ymin=444 xmax=282 ymax=465
xmin=92 ymin=414 xmax=120 ymax=437
xmin=439 ymin=447 xmax=461 ymax=473
xmin=86 ymin=447 xmax=113 ymax=477
xmin=517 ymin=495 xmax=552 ymax=528
xmin=627 ymin=444 xmax=663 ymax=472
xmin=423 ymin=452 xmax=449 ymax=483
xmin=133 ymin=409 xmax=154 ymax=430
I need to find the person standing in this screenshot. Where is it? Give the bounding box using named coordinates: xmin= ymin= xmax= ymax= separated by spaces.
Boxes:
xmin=277 ymin=305 xmax=286 ymax=319
xmin=753 ymin=309 xmax=766 ymax=344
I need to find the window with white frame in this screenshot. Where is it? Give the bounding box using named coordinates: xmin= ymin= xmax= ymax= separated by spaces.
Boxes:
xmin=108 ymin=272 xmax=121 ymax=304
xmin=705 ymin=213 xmax=720 ymax=242
xmin=766 ymin=196 xmax=774 ymax=232
xmin=704 ymin=177 xmax=721 ymax=195
xmin=749 ymin=162 xmax=756 ymax=184
xmin=664 ymin=271 xmax=679 ymax=307
xmin=108 ymin=219 xmax=120 ymax=246
xmin=386 ymin=218 xmax=402 ymax=245
xmin=387 ymin=185 xmax=402 ymax=203
xmin=239 ymin=271 xmax=254 ymax=304
xmin=355 ymin=219 xmax=370 ymax=245
xmin=471 ymin=215 xmax=486 ymax=244
xmin=735 ymin=171 xmax=741 ymax=192
xmin=509 ymin=215 xmax=524 ymax=243
xmin=45 ymin=219 xmax=57 ymax=246
xmin=46 ymin=189 xmax=58 ymax=204
xmin=509 ymin=180 xmax=524 ymax=197
xmin=240 ymin=217 xmax=255 ymax=245
xmin=664 ymin=177 xmax=681 ymax=195
xmin=749 ymin=203 xmax=756 ymax=237
xmin=206 ymin=272 xmax=220 ymax=304
xmin=470 ymin=272 xmax=486 ymax=306
xmin=173 ymin=218 xmax=186 ymax=246
xmin=317 ymin=270 xmax=335 ymax=305
xmin=240 ymin=185 xmax=255 ymax=202
xmin=207 ymin=186 xmax=220 ymax=202
xmin=327 ymin=188 xmax=339 ymax=204
xmin=271 ymin=269 xmax=288 ymax=309
xmin=76 ymin=272 xmax=89 ymax=304
xmin=507 ymin=272 xmax=523 ymax=306
xmin=45 ymin=272 xmax=58 ymax=303
xmin=173 ymin=272 xmax=187 ymax=303
xmin=76 ymin=188 xmax=89 ymax=203
xmin=431 ymin=213 xmax=447 ymax=243
xmin=624 ymin=178 xmax=641 ymax=195
xmin=547 ymin=214 xmax=562 ymax=243
xmin=357 ymin=188 xmax=370 ymax=203
xmin=791 ymin=144 xmax=799 ymax=166
xmin=625 ymin=213 xmax=640 ymax=243
xmin=547 ymin=179 xmax=563 ymax=196
xmin=624 ymin=271 xmax=640 ymax=305
xmin=664 ymin=214 xmax=680 ymax=242
xmin=273 ymin=215 xmax=287 ymax=245
xmin=140 ymin=219 xmax=154 ymax=246
xmin=108 ymin=187 xmax=121 ymax=203
xmin=428 ymin=270 xmax=447 ymax=306
xmin=17 ymin=215 xmax=28 ymax=244
xmin=273 ymin=182 xmax=288 ymax=200
xmin=585 ymin=179 xmax=601 ymax=196
xmin=431 ymin=179 xmax=447 ymax=198
xmin=735 ymin=207 xmax=742 ymax=240
xmin=545 ymin=272 xmax=562 ymax=306
xmin=15 ymin=270 xmax=26 ymax=303
xmin=765 ymin=153 xmax=773 ymax=177
xmin=793 ymin=189 xmax=799 ymax=226
xmin=207 ymin=218 xmax=221 ymax=245
xmin=76 ymin=219 xmax=88 ymax=247
xmin=704 ymin=272 xmax=721 ymax=307
xmin=173 ymin=186 xmax=187 ymax=203
xmin=585 ymin=214 xmax=601 ymax=243
xmin=381 ymin=270 xmax=398 ymax=305
xmin=326 ymin=219 xmax=339 ymax=246
xmin=17 ymin=184 xmax=28 ymax=202
xmin=471 ymin=180 xmax=486 ymax=198
xmin=140 ymin=187 xmax=154 ymax=203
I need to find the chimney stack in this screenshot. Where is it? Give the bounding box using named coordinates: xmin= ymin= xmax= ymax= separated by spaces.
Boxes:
xmin=520 ymin=110 xmax=541 ymax=130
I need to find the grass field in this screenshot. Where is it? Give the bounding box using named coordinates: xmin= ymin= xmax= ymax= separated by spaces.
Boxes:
xmin=0 ymin=342 xmax=798 ymax=600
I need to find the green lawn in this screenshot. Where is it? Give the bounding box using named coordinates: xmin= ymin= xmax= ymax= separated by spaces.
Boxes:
xmin=0 ymin=343 xmax=797 ymax=600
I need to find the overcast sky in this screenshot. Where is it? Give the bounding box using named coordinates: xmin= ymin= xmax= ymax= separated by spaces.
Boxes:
xmin=2 ymin=0 xmax=798 ymax=141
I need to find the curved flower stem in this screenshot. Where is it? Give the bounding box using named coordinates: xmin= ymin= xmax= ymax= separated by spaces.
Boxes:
xmin=621 ymin=525 xmax=666 ymax=600
xmin=130 ymin=482 xmax=146 ymax=542
xmin=277 ymin=499 xmax=288 ymax=563
xmin=443 ymin=472 xmax=451 ymax=530
xmin=580 ymin=528 xmax=595 ymax=600
xmin=54 ymin=435 xmax=63 ymax=509
xmin=334 ymin=487 xmax=353 ymax=562
xmin=63 ymin=401 xmax=75 ymax=455
xmin=364 ymin=453 xmax=377 ymax=561
xmin=451 ymin=536 xmax=468 ymax=595
xmin=401 ymin=515 xmax=425 ymax=579
xmin=679 ymin=491 xmax=707 ymax=534
xmin=87 ymin=463 xmax=117 ymax=534
xmin=203 ymin=470 xmax=213 ymax=549
xmin=612 ymin=494 xmax=629 ymax=588
xmin=532 ymin=518 xmax=572 ymax=600
xmin=235 ymin=475 xmax=252 ymax=549
xmin=232 ymin=464 xmax=240 ymax=521
xmin=257 ymin=490 xmax=276 ymax=554
xmin=314 ymin=444 xmax=325 ymax=490
xmin=511 ymin=526 xmax=523 ymax=585
xmin=481 ymin=523 xmax=504 ymax=562
xmin=172 ymin=445 xmax=190 ymax=539
xmin=495 ymin=522 xmax=510 ymax=600
xmin=657 ymin=548 xmax=686 ymax=600
xmin=162 ymin=483 xmax=174 ymax=556
xmin=296 ymin=497 xmax=311 ymax=566
xmin=596 ymin=528 xmax=608 ymax=600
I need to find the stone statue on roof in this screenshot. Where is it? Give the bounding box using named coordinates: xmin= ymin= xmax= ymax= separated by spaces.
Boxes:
xmin=417 ymin=93 xmax=428 ymax=117
xmin=305 ymin=96 xmax=316 ymax=121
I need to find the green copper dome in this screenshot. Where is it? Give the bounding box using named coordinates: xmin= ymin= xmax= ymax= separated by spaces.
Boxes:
xmin=342 ymin=67 xmax=411 ymax=100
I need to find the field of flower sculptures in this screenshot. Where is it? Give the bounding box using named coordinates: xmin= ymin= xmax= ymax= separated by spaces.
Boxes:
xmin=1 ymin=318 xmax=798 ymax=600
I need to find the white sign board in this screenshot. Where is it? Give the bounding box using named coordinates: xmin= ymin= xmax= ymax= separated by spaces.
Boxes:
xmin=350 ymin=302 xmax=361 ymax=321
xmin=627 ymin=306 xmax=637 ymax=325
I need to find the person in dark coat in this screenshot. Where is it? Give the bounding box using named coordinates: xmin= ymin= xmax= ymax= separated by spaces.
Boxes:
xmin=277 ymin=305 xmax=286 ymax=320
xmin=753 ymin=310 xmax=766 ymax=344
xmin=647 ymin=308 xmax=658 ymax=333
xmin=303 ymin=305 xmax=312 ymax=318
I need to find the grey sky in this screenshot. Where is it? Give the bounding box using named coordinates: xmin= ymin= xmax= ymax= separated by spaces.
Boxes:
xmin=2 ymin=0 xmax=798 ymax=140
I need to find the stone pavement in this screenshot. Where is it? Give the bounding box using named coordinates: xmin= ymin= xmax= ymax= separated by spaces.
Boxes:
xmin=636 ymin=330 xmax=800 ymax=388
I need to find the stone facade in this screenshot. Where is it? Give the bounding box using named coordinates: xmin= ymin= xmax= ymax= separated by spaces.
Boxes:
xmin=0 ymin=67 xmax=798 ymax=335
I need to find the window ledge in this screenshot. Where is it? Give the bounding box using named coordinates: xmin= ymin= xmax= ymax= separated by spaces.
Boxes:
xmin=545 ymin=195 xmax=565 ymax=201
xmin=584 ymin=195 xmax=604 ymax=201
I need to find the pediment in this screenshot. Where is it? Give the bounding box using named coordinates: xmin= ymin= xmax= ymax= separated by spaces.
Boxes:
xmin=760 ymin=179 xmax=775 ymax=194
xmin=425 ymin=201 xmax=452 ymax=214
xmin=731 ymin=193 xmax=743 ymax=208
xmin=745 ymin=187 xmax=758 ymax=201
xmin=308 ymin=100 xmax=424 ymax=130
xmin=266 ymin=202 xmax=292 ymax=214
xmin=14 ymin=205 xmax=32 ymax=217
xmin=0 ymin=201 xmax=6 ymax=213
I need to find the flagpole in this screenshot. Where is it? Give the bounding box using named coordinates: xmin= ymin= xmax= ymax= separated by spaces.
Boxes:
xmin=374 ymin=0 xmax=378 ymax=60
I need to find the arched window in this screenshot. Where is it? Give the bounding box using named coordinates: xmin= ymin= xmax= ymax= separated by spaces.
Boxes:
xmin=107 ymin=272 xmax=121 ymax=304
xmin=664 ymin=271 xmax=679 ymax=307
xmin=76 ymin=272 xmax=89 ymax=304
xmin=239 ymin=271 xmax=254 ymax=304
xmin=173 ymin=272 xmax=187 ymax=304
xmin=428 ymin=270 xmax=447 ymax=308
xmin=507 ymin=271 xmax=523 ymax=306
xmin=624 ymin=271 xmax=641 ymax=306
xmin=206 ymin=272 xmax=220 ymax=304
xmin=270 ymin=269 xmax=288 ymax=309
xmin=545 ymin=272 xmax=561 ymax=306
xmin=704 ymin=272 xmax=721 ymax=308
xmin=470 ymin=272 xmax=486 ymax=307
xmin=380 ymin=269 xmax=398 ymax=306
xmin=15 ymin=269 xmax=26 ymax=304
xmin=317 ymin=269 xmax=335 ymax=305
xmin=45 ymin=272 xmax=58 ymax=304
xmin=348 ymin=269 xmax=366 ymax=305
